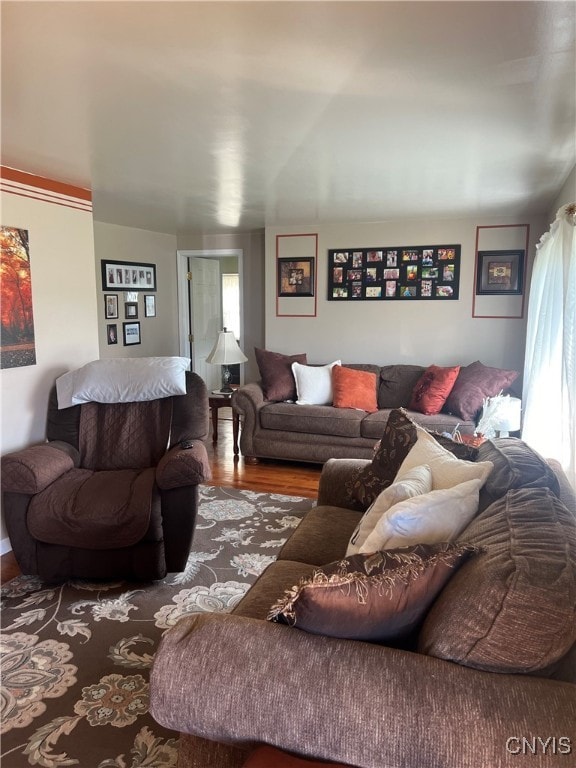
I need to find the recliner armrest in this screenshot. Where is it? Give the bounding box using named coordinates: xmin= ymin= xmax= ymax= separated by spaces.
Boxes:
xmin=156 ymin=442 xmax=212 ymax=489
xmin=1 ymin=444 xmax=75 ymax=494
xmin=317 ymin=458 xmax=371 ymax=510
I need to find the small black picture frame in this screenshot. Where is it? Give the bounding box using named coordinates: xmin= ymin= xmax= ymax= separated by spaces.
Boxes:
xmin=106 ymin=323 xmax=118 ymax=345
xmin=104 ymin=294 xmax=118 ymax=319
xmin=476 ymin=250 xmax=524 ymax=295
xmin=123 ymin=321 xmax=141 ymax=346
xmin=144 ymin=294 xmax=156 ymax=317
xmin=125 ymin=302 xmax=138 ymax=319
xmin=277 ymin=257 xmax=315 ymax=297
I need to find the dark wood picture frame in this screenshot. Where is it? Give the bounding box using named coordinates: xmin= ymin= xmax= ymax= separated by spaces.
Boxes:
xmin=277 ymin=257 xmax=315 ymax=297
xmin=101 ymin=259 xmax=157 ymax=292
xmin=104 ymin=294 xmax=118 ymax=319
xmin=476 ymin=250 xmax=524 ymax=295
xmin=327 ymin=245 xmax=460 ymax=301
xmin=124 ymin=302 xmax=138 ymax=319
xmin=123 ymin=321 xmax=141 ymax=346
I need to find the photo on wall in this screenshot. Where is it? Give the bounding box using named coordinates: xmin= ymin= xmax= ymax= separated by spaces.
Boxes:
xmin=327 ymin=244 xmax=461 ymax=301
xmin=0 ymin=226 xmax=37 ymax=368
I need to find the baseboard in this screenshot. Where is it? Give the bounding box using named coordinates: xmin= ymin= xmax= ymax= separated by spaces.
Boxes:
xmin=0 ymin=537 xmax=12 ymax=556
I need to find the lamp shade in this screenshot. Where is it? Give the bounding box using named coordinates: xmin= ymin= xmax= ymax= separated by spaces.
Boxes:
xmin=493 ymin=396 xmax=522 ymax=433
xmin=205 ymin=329 xmax=247 ymax=366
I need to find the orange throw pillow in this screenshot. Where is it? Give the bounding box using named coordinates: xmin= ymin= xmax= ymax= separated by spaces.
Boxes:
xmin=332 ymin=366 xmax=378 ymax=412
xmin=409 ymin=364 xmax=460 ymax=415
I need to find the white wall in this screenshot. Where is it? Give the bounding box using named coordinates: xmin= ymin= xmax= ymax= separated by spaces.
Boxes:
xmin=94 ymin=222 xmax=179 ymax=358
xmin=265 ymin=214 xmax=547 ymax=376
xmin=1 ymin=175 xmax=99 ymax=552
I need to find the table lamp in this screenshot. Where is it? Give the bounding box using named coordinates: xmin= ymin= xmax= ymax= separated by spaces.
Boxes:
xmin=206 ymin=328 xmax=247 ymax=393
xmin=477 ymin=394 xmax=522 ymax=438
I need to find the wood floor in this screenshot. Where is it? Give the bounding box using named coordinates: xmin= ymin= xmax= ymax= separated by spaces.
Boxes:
xmin=0 ymin=410 xmax=322 ymax=583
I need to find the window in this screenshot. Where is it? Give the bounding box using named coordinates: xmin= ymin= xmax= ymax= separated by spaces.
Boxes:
xmin=222 ymin=273 xmax=240 ymax=340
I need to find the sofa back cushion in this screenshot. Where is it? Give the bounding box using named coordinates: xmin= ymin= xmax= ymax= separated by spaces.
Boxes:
xmin=377 ymin=365 xmax=425 ymax=409
xmin=418 ymin=487 xmax=576 ymax=673
xmin=476 ymin=437 xmax=561 ymax=511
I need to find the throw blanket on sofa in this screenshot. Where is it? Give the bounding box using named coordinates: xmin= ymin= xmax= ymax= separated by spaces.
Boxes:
xmin=79 ymin=399 xmax=172 ymax=470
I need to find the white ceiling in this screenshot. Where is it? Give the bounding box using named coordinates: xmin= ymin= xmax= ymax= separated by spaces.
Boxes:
xmin=2 ymin=1 xmax=575 ymax=234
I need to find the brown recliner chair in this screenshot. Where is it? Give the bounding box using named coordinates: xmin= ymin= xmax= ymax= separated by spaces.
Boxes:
xmin=1 ymin=371 xmax=211 ymax=581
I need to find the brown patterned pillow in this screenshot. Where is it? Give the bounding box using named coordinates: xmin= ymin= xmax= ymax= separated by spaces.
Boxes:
xmin=347 ymin=408 xmax=418 ymax=508
xmin=268 ymin=542 xmax=477 ymax=642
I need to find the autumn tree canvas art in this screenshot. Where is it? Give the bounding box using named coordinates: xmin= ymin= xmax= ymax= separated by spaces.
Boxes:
xmin=1 ymin=225 xmax=37 ymax=368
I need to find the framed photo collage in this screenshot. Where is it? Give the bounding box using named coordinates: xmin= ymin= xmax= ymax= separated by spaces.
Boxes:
xmin=327 ymin=244 xmax=461 ymax=301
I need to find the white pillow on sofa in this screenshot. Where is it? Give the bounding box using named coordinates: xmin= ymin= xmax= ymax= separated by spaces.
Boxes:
xmin=396 ymin=426 xmax=493 ymax=490
xmin=291 ymin=360 xmax=341 ymax=405
xmin=346 ymin=464 xmax=432 ymax=556
xmin=359 ymin=477 xmax=482 ymax=552
xmin=56 ymin=357 xmax=191 ymax=409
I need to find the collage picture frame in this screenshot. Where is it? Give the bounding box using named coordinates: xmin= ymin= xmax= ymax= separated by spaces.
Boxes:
xmin=327 ymin=244 xmax=461 ymax=301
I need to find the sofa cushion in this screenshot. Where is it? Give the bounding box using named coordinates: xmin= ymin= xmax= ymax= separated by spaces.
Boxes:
xmin=359 ymin=409 xmax=473 ymax=440
xmin=408 ymin=365 xmax=460 ymax=415
xmin=360 ymin=477 xmax=482 ymax=553
xmin=268 ymin=542 xmax=477 ymax=642
xmin=346 ymin=465 xmax=433 ymax=556
xmin=476 ymin=437 xmax=561 ymax=510
xmin=347 ymin=409 xmax=419 ymax=508
xmin=332 ymin=366 xmax=378 ymax=412
xmin=255 ymin=348 xmax=307 ymax=402
xmin=260 ymin=403 xmax=364 ymax=439
xmin=418 ymin=487 xmax=576 ymax=673
xmin=278 ymin=506 xmax=362 ymax=566
xmin=396 ymin=426 xmax=493 ymax=491
xmin=292 ymin=361 xmax=341 ymax=405
xmin=377 ymin=365 xmax=425 ymax=408
xmin=443 ymin=360 xmax=519 ymax=421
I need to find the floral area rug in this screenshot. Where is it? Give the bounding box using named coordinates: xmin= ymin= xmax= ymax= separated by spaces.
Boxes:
xmin=0 ymin=485 xmax=314 ymax=768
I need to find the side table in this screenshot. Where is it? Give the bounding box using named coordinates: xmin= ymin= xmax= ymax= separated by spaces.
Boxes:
xmin=209 ymin=392 xmax=240 ymax=455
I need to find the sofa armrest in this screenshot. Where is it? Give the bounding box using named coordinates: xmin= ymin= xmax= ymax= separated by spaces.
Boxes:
xmin=1 ymin=444 xmax=75 ymax=494
xmin=156 ymin=442 xmax=212 ymax=489
xmin=231 ymin=383 xmax=267 ymax=458
xmin=150 ymin=613 xmax=575 ymax=768
xmin=317 ymin=458 xmax=370 ymax=510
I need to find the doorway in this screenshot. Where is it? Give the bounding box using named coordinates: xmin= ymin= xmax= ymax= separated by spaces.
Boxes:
xmin=176 ymin=249 xmax=244 ymax=391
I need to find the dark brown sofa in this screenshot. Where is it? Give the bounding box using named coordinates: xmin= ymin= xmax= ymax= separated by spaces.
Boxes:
xmin=233 ymin=364 xmax=482 ymax=464
xmin=150 ymin=437 xmax=576 ymax=768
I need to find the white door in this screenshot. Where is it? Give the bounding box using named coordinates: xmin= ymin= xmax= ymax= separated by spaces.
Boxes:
xmin=188 ymin=257 xmax=221 ymax=391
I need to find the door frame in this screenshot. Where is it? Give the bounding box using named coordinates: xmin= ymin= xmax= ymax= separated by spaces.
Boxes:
xmin=176 ymin=248 xmax=244 ymax=368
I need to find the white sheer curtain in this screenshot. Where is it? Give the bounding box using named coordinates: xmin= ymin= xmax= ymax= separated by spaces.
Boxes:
xmin=522 ymin=202 xmax=576 ymax=489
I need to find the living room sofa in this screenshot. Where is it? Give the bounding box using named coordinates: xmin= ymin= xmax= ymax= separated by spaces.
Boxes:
xmin=150 ymin=427 xmax=576 ymax=768
xmin=232 ymin=360 xmax=519 ymax=465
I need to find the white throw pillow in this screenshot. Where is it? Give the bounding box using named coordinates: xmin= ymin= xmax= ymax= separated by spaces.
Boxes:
xmin=346 ymin=464 xmax=432 ymax=556
xmin=395 ymin=426 xmax=493 ymax=490
xmin=359 ymin=477 xmax=482 ymax=552
xmin=56 ymin=357 xmax=191 ymax=409
xmin=291 ymin=360 xmax=341 ymax=405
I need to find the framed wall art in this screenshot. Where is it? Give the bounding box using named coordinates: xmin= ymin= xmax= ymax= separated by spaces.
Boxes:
xmin=101 ymin=260 xmax=156 ymax=291
xmin=476 ymin=250 xmax=524 ymax=295
xmin=104 ymin=294 xmax=118 ymax=319
xmin=123 ymin=321 xmax=141 ymax=346
xmin=106 ymin=323 xmax=118 ymax=345
xmin=277 ymin=257 xmax=315 ymax=297
xmin=144 ymin=294 xmax=156 ymax=317
xmin=327 ymin=244 xmax=461 ymax=301
xmin=124 ymin=302 xmax=138 ymax=319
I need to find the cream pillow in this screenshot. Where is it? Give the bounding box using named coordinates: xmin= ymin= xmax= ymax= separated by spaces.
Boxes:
xmin=346 ymin=465 xmax=432 ymax=556
xmin=360 ymin=477 xmax=482 ymax=552
xmin=291 ymin=360 xmax=341 ymax=405
xmin=396 ymin=426 xmax=493 ymax=490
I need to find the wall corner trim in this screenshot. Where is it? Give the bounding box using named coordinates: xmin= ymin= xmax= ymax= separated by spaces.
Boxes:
xmin=1 ymin=166 xmax=93 ymax=212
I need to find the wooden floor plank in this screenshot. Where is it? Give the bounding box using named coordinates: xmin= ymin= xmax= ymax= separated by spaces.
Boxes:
xmin=1 ymin=417 xmax=322 ymax=582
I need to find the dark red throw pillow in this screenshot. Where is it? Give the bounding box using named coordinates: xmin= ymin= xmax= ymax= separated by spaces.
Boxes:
xmin=443 ymin=361 xmax=519 ymax=421
xmin=255 ymin=348 xmax=307 ymax=402
xmin=409 ymin=365 xmax=460 ymax=415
